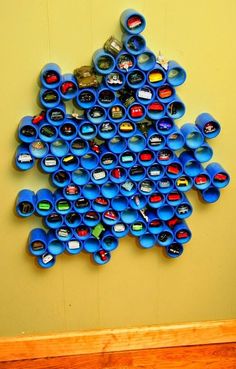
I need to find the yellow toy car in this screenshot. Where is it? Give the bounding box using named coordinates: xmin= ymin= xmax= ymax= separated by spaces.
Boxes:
xmin=176 ymin=177 xmax=189 ymax=187
xmin=120 ymin=122 xmax=133 ymax=132
xmin=148 ymin=70 xmax=163 ymax=83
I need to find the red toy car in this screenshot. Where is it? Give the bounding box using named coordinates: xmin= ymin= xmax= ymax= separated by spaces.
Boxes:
xmin=90 ymin=141 xmax=100 ymax=154
xmin=76 ymin=227 xmax=89 ymax=237
xmin=32 ymin=111 xmax=45 ymax=124
xmin=45 ymin=72 xmax=59 ymax=84
xmin=158 ymin=86 xmax=173 ymax=99
xmin=94 ymin=197 xmax=108 ymax=206
xmin=65 ymin=184 xmax=79 ymax=195
xmin=214 ymin=173 xmax=227 ymax=181
xmin=167 ymin=217 xmax=180 ymax=228
xmin=167 ymin=164 xmax=180 ymax=175
xmin=61 ymin=81 xmax=75 ymax=94
xmin=127 ymin=16 xmax=142 ymax=29
xmin=176 ymin=230 xmax=189 ymax=239
xmin=167 ymin=192 xmax=181 ymax=201
xmin=111 ymin=168 xmax=122 ymax=179
xmin=149 ymin=219 xmax=161 ymax=227
xmin=104 ymin=210 xmax=117 ymax=220
xmin=140 ymin=152 xmax=153 ymax=161
xmin=149 ymin=194 xmax=162 ymax=203
xmin=195 ymin=175 xmax=208 ymax=185
xmin=130 ymin=105 xmax=143 ymax=118
xmin=148 ymin=102 xmax=164 ymax=111
xmin=97 ymin=250 xmax=108 ymax=262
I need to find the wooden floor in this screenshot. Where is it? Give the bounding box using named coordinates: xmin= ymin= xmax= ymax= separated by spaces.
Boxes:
xmin=1 ymin=343 xmax=236 ymax=369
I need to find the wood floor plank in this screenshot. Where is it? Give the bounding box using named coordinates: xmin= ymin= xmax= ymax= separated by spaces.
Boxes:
xmin=0 ymin=343 xmax=236 ymax=369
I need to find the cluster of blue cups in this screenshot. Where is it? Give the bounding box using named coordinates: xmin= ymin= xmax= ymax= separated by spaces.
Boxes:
xmin=15 ymin=9 xmax=230 ymax=268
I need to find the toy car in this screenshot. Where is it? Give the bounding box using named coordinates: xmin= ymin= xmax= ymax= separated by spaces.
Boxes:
xmin=31 ymin=141 xmax=45 ymax=150
xmin=66 ymin=213 xmax=80 ymax=224
xmin=104 ymin=36 xmax=122 ymax=56
xmin=176 ymin=177 xmax=189 ymax=187
xmin=158 ymin=232 xmax=169 ymax=242
xmin=75 ymin=198 xmax=89 ymax=208
xmin=100 ymin=122 xmax=114 ymax=132
xmin=58 ymin=228 xmax=70 ymax=237
xmin=204 ymin=122 xmax=216 ymax=133
xmin=214 ymin=173 xmax=227 ymax=181
xmin=132 ymin=223 xmax=143 ymax=231
xmin=65 ymin=184 xmax=79 ymax=195
xmin=60 ymin=81 xmax=76 ymax=94
xmin=158 ymin=150 xmax=171 ymax=161
xmin=128 ymin=71 xmax=143 ymax=84
xmin=47 ymin=213 xmax=61 ymax=223
xmin=81 ymin=124 xmax=95 ymax=135
xmin=121 ymin=181 xmax=135 ymax=191
xmin=101 ymin=154 xmax=114 ymax=165
xmin=114 ymin=223 xmax=125 ymax=232
xmin=61 ymin=125 xmax=74 ymax=136
xmin=57 ymin=200 xmax=70 ymax=211
xmin=158 ymin=86 xmax=173 ymax=99
xmin=74 ymin=66 xmax=99 ymax=88
xmin=111 ymin=168 xmax=122 ymax=179
xmin=17 ymin=154 xmax=33 ymax=163
xmin=121 ymin=153 xmax=134 ymax=163
xmin=38 ymin=201 xmax=51 ymax=211
xmin=176 ymin=230 xmax=189 ymax=239
xmin=62 ymin=155 xmax=77 ymax=165
xmin=118 ymin=55 xmax=133 ymax=71
xmin=31 ymin=241 xmax=44 ymax=251
xmin=92 ymin=169 xmax=106 ymax=180
xmin=42 ymin=90 xmax=58 ymax=102
xmin=111 ymin=106 xmax=123 ymax=119
xmin=76 ymin=227 xmax=89 ymax=237
xmin=54 ymin=171 xmax=69 ymax=183
xmin=149 ymin=219 xmax=161 ymax=227
xmin=140 ymin=181 xmax=152 ymax=192
xmin=97 ymin=250 xmax=109 ymax=262
xmin=89 ymin=107 xmax=104 ymax=118
xmin=167 ymin=217 xmax=180 ymax=228
xmin=167 ymin=192 xmax=181 ymax=201
xmin=177 ymin=205 xmax=189 ymax=214
xmin=168 ymin=244 xmax=182 ymax=256
xmin=79 ymin=91 xmax=94 ymax=103
xmin=148 ymin=102 xmax=164 ymax=112
xmin=140 ymin=152 xmax=153 ymax=161
xmin=40 ymin=125 xmax=55 ymax=137
xmin=149 ymin=135 xmax=163 ymax=146
xmin=149 ymin=166 xmax=161 ymax=176
xmin=168 ymin=103 xmax=177 ymax=115
xmin=44 ymin=72 xmax=59 ymax=84
xmin=107 ymin=73 xmax=123 ymax=85
xmin=42 ymin=253 xmax=54 ymax=264
xmin=130 ymin=105 xmax=144 ymax=118
xmin=195 ymin=175 xmax=208 ymax=185
xmin=99 ymin=90 xmax=114 ymax=103
xmin=71 ymin=139 xmax=86 ymax=150
xmin=104 ymin=210 xmax=118 ymax=220
xmin=127 ymin=15 xmax=142 ymax=29
xmin=49 ymin=110 xmax=64 ymax=121
xmin=138 ymin=87 xmax=152 ymax=100
xmin=94 ymin=197 xmax=108 ymax=206
xmin=90 ymin=141 xmax=100 ymax=154
xmin=20 ymin=126 xmax=36 ymax=137
xmin=127 ymin=36 xmax=143 ymax=51
xmin=149 ymin=194 xmax=162 ymax=203
xmin=32 ymin=111 xmax=45 ymax=124
xmin=158 ymin=179 xmax=171 ymax=188
xmin=167 ymin=164 xmax=180 ymax=175
xmin=19 ymin=201 xmax=33 ymax=214
xmin=119 ymin=122 xmax=133 ymax=132
xmin=130 ymin=165 xmax=144 ymax=176
xmin=148 ymin=71 xmax=163 ymax=83
xmin=68 ymin=240 xmax=81 ymax=250
xmin=158 ymin=120 xmax=172 ymax=130
xmin=85 ymin=211 xmax=99 ymax=220
xmin=97 ymin=57 xmax=113 ymax=70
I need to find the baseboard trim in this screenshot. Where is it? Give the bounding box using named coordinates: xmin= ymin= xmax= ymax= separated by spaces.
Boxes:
xmin=0 ymin=319 xmax=235 ymax=362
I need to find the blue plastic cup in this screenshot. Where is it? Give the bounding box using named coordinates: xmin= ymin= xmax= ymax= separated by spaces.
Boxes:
xmin=193 ymin=142 xmax=213 ymax=163
xmin=193 ymin=170 xmax=211 ymax=190
xmin=206 ymin=162 xmax=230 ymax=189
xmin=97 ymin=85 xmax=116 ymax=107
xmin=66 ymin=238 xmax=83 ymax=254
xmin=147 ymin=163 xmax=165 ymax=180
xmin=39 ymin=123 xmax=58 ymax=143
xmin=120 ymin=208 xmax=138 ymax=224
xmin=80 ymin=151 xmax=99 ymax=170
xmin=70 ymin=138 xmax=89 ymax=156
xmin=136 ymin=85 xmax=155 ymax=105
xmin=195 ymin=113 xmax=221 ymax=139
xmin=157 ymin=227 xmax=174 ymax=247
xmin=175 ymin=194 xmax=193 ymax=219
xmin=101 ymin=182 xmax=119 ymax=198
xmin=157 ymin=84 xmax=175 ymax=103
xmin=101 ymin=231 xmax=119 ymax=251
xmin=120 ymin=9 xmax=146 ymax=34
xmin=166 ymin=61 xmax=187 ymax=87
xmin=146 ymin=101 xmax=165 ymax=120
xmin=174 ymin=222 xmax=192 ymax=244
xmin=102 ymin=209 xmax=120 ymax=226
xmin=126 ymin=68 xmax=146 ymax=89
xmin=78 ymin=122 xmax=98 ymax=140
xmin=136 ymin=50 xmax=156 ymax=71
xmin=128 ymin=165 xmax=146 ymax=182
xmin=75 ymin=225 xmax=91 ymax=240
xmin=139 ymin=179 xmax=156 ymax=195
xmin=139 ymin=233 xmax=156 ymax=248
xmin=29 ymin=140 xmax=49 ymax=159
xmin=71 ymin=168 xmax=90 ymax=186
xmin=166 ymin=127 xmax=185 ymax=150
xmin=127 ymin=103 xmax=146 ymax=122
xmin=83 ymin=211 xmax=101 ymax=227
xmin=116 ymin=52 xmax=136 ymax=73
xmin=157 ymin=204 xmax=175 ymax=221
xmin=110 ymin=196 xmax=128 ymax=211
xmin=147 ymin=192 xmax=165 ymax=209
xmin=165 ymin=158 xmax=183 ymax=179
xmin=61 ymin=154 xmax=79 ymax=172
xmin=119 ymin=180 xmax=137 ymax=197
xmin=122 ymin=34 xmax=146 ymax=55
xmin=51 ymin=170 xmax=71 ymax=188
xmin=59 ymin=73 xmax=78 ymax=100
xmin=147 ymin=131 xmax=166 ymax=151
xmin=166 ymin=190 xmax=183 ymax=207
xmin=40 ymin=63 xmax=61 ymax=89
xmin=156 ymin=117 xmax=175 ymax=136
xmin=166 ymin=243 xmax=184 ymax=258
xmin=59 ymin=120 xmax=78 ymax=141
xmin=128 ymin=133 xmax=146 ymax=152
xmin=201 ymin=186 xmax=221 ymax=203
xmin=76 ymin=88 xmax=97 ymax=109
xmin=37 ymin=252 xmax=56 ymax=268
xmin=46 ymin=104 xmax=66 ymax=126
xmin=50 ymin=139 xmax=69 ymax=157
xmin=157 ymin=148 xmax=174 ymax=166
xmin=36 ymin=189 xmax=54 ymax=216
xmin=44 ymin=212 xmax=63 ymax=229
xmin=15 ymin=144 xmax=35 ymax=171
xmin=74 ymin=198 xmax=91 ymax=214
xmin=119 ymin=150 xmax=136 ymax=168
xmin=39 ymin=88 xmax=60 ymax=109
xmin=28 ymin=228 xmax=47 ymax=256
xmin=64 ymin=212 xmax=81 ymax=228
xmin=82 ymin=183 xmax=100 ymax=200
xmin=93 ymin=49 xmax=115 ymax=75
xmin=129 ymin=194 xmax=147 ymax=210
xmin=147 ymin=65 xmax=167 ymax=87
xmin=181 ymin=123 xmax=204 ymax=149
xmin=92 ymin=197 xmax=110 ymax=213
xmin=18 ymin=116 xmax=38 ymax=143
xmin=55 ymin=226 xmax=73 ymax=242
xmin=112 ymin=222 xmax=129 ymax=238
xmin=16 ymin=189 xmax=35 ymax=217
xmin=54 ymin=189 xmax=72 ymax=215
xmin=47 ymin=230 xmax=66 ymax=255
xmin=63 ymin=184 xmax=81 ymax=201
xmin=108 ymin=136 xmax=127 ymax=154
xmin=179 ymin=151 xmax=202 ymax=177
xmin=40 ymin=155 xmax=60 ymax=173
xmin=175 ymin=175 xmax=193 ymax=192
xmin=105 ymin=70 xmax=126 ymax=91
xmin=130 ymin=216 xmax=147 ymax=236
xmin=108 ymin=104 xmax=126 ymax=123
xmin=166 ymin=96 xmax=185 ymax=120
